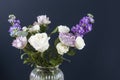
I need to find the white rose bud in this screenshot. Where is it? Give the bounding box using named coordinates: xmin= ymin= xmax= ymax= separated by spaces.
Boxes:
xmin=22 ymin=26 xmax=28 ymax=31
xmin=28 ymin=33 xmax=50 ymax=53
xmin=56 ymin=42 xmax=69 ymax=55
xmin=75 ymin=36 xmax=85 ymax=50
xmin=58 ymin=25 xmax=70 ymax=33
xmin=29 ymin=25 xmax=40 ymax=32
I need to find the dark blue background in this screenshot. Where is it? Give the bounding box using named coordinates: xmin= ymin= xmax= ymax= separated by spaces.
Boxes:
xmin=0 ymin=0 xmax=120 ymax=80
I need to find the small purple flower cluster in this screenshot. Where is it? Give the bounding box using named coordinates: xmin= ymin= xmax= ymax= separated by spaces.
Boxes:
xmin=71 ymin=14 xmax=94 ymax=37
xmin=8 ymin=15 xmax=21 ymax=37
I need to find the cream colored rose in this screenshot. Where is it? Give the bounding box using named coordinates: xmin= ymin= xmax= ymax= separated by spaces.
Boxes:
xmin=58 ymin=25 xmax=70 ymax=33
xmin=29 ymin=25 xmax=40 ymax=32
xmin=75 ymin=36 xmax=85 ymax=50
xmin=28 ymin=33 xmax=50 ymax=52
xmin=56 ymin=42 xmax=69 ymax=55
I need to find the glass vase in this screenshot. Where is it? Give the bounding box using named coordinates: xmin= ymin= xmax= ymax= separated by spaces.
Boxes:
xmin=30 ymin=65 xmax=64 ymax=80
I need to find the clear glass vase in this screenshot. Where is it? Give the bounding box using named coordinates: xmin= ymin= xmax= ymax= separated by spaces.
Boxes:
xmin=30 ymin=65 xmax=64 ymax=80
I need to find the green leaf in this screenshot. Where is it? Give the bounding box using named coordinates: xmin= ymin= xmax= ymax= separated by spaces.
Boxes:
xmin=21 ymin=53 xmax=27 ymax=60
xmin=51 ymin=27 xmax=58 ymax=34
xmin=17 ymin=31 xmax=28 ymax=37
xmin=40 ymin=25 xmax=47 ymax=32
xmin=23 ymin=60 xmax=28 ymax=64
xmin=54 ymin=38 xmax=60 ymax=46
xmin=67 ymin=49 xmax=76 ymax=56
xmin=49 ymin=54 xmax=63 ymax=67
xmin=23 ymin=58 xmax=30 ymax=64
xmin=28 ymin=25 xmax=33 ymax=28
xmin=49 ymin=58 xmax=63 ymax=66
xmin=49 ymin=59 xmax=56 ymax=66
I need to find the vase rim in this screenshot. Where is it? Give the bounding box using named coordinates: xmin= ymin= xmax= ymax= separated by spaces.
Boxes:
xmin=36 ymin=65 xmax=60 ymax=69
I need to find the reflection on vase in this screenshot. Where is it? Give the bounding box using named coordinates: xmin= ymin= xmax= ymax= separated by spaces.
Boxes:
xmin=30 ymin=66 xmax=64 ymax=80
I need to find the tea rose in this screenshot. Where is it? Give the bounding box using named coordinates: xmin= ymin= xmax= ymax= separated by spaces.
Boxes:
xmin=56 ymin=42 xmax=69 ymax=55
xmin=58 ymin=25 xmax=70 ymax=33
xmin=28 ymin=33 xmax=50 ymax=53
xmin=12 ymin=36 xmax=27 ymax=49
xmin=37 ymin=15 xmax=51 ymax=25
xmin=75 ymin=36 xmax=85 ymax=50
xmin=29 ymin=25 xmax=40 ymax=32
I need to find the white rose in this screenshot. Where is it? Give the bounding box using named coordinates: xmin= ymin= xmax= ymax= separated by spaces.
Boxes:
xmin=28 ymin=33 xmax=50 ymax=52
xmin=37 ymin=15 xmax=51 ymax=25
xmin=75 ymin=36 xmax=85 ymax=50
xmin=22 ymin=26 xmax=28 ymax=31
xmin=56 ymin=42 xmax=69 ymax=55
xmin=58 ymin=25 xmax=70 ymax=33
xmin=29 ymin=25 xmax=40 ymax=32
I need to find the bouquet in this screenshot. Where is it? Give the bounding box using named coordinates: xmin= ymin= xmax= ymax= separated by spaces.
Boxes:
xmin=8 ymin=14 xmax=94 ymax=67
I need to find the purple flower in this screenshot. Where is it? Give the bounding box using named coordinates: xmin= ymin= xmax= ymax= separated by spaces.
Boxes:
xmin=12 ymin=36 xmax=27 ymax=49
xmin=71 ymin=14 xmax=94 ymax=37
xmin=8 ymin=15 xmax=20 ymax=25
xmin=8 ymin=19 xmax=20 ymax=24
xmin=9 ymin=23 xmax=22 ymax=37
xmin=13 ymin=20 xmax=20 ymax=24
xmin=71 ymin=24 xmax=85 ymax=37
xmin=8 ymin=15 xmax=22 ymax=37
xmin=59 ymin=33 xmax=76 ymax=47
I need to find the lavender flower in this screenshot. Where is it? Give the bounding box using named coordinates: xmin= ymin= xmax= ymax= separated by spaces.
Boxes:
xmin=12 ymin=36 xmax=27 ymax=49
xmin=59 ymin=33 xmax=76 ymax=47
xmin=9 ymin=23 xmax=21 ymax=37
xmin=8 ymin=15 xmax=22 ymax=37
xmin=71 ymin=14 xmax=94 ymax=37
xmin=13 ymin=20 xmax=20 ymax=24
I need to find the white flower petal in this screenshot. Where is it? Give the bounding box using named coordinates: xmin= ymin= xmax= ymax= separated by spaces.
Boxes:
xmin=56 ymin=42 xmax=69 ymax=55
xmin=75 ymin=36 xmax=85 ymax=50
xmin=58 ymin=25 xmax=70 ymax=33
xmin=37 ymin=15 xmax=51 ymax=25
xmin=28 ymin=33 xmax=50 ymax=52
xmin=29 ymin=25 xmax=40 ymax=32
xmin=22 ymin=26 xmax=28 ymax=31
